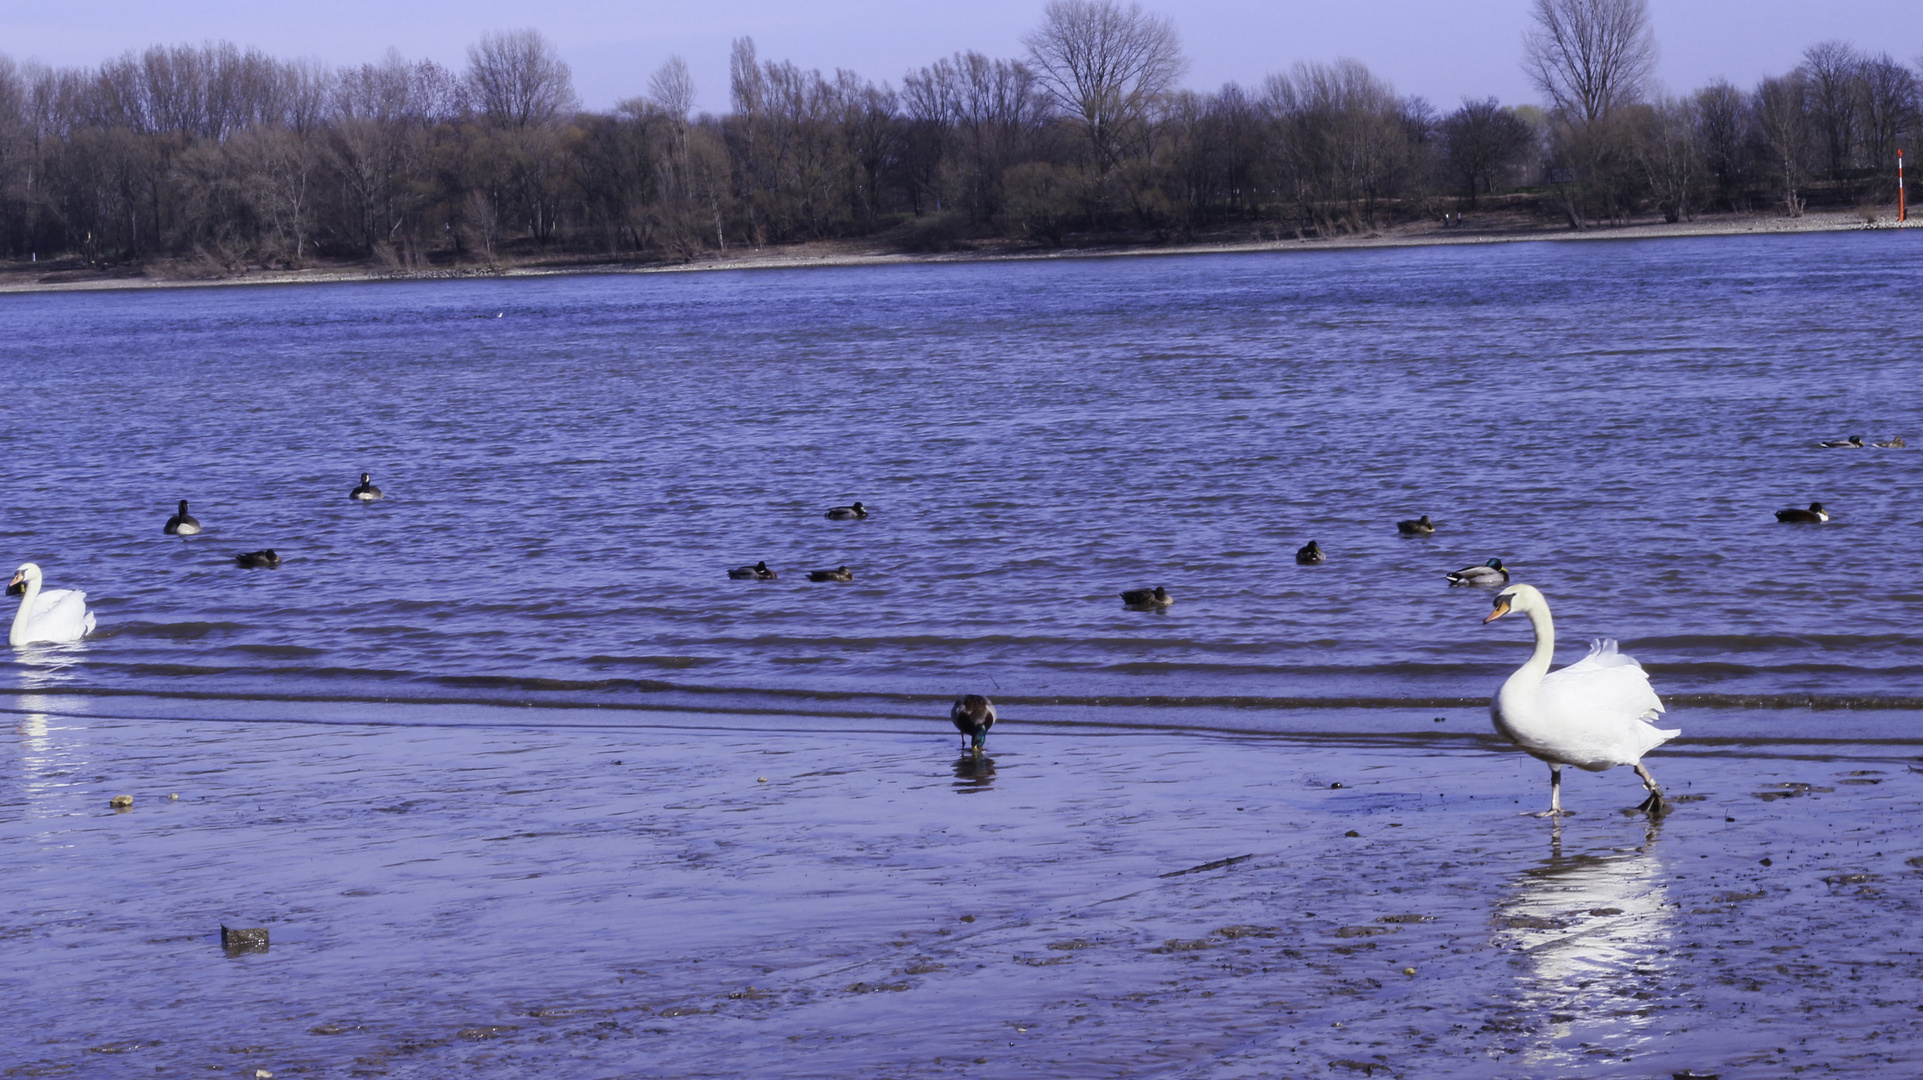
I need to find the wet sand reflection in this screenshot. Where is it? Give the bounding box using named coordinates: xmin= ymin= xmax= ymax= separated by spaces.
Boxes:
xmin=1496 ymin=820 xmax=1673 ymax=1071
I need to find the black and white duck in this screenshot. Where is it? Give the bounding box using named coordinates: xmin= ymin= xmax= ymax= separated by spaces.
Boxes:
xmin=350 ymin=473 xmax=383 ymax=500
xmin=824 ymin=501 xmax=868 ymax=520
xmin=1774 ymin=502 xmax=1829 ymax=523
xmin=1447 ymin=558 xmax=1509 ymax=586
xmin=163 ymin=500 xmax=202 ymax=536
xmin=729 ymin=561 xmax=778 ymax=580
xmin=1120 ymin=586 xmax=1173 ymax=608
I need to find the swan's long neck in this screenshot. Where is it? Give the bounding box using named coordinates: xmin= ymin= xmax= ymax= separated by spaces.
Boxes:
xmin=1513 ymin=601 xmax=1556 ymax=687
xmin=10 ymin=576 xmax=38 ymax=647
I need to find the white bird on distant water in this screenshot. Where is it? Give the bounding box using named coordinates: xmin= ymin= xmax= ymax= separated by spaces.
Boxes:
xmin=1482 ymin=584 xmax=1677 ymax=816
xmin=7 ymin=563 xmax=96 ymax=646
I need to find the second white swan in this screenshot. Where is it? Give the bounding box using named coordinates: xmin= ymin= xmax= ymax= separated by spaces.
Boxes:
xmin=8 ymin=563 xmax=97 ymax=646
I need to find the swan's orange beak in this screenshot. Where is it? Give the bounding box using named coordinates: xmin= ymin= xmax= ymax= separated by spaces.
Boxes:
xmin=1483 ymin=597 xmax=1512 ymax=624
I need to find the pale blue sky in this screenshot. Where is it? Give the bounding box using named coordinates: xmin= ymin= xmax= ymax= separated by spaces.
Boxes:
xmin=2 ymin=1 xmax=1914 ymax=114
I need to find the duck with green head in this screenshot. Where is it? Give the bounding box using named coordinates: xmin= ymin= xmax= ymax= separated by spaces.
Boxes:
xmin=950 ymin=694 xmax=997 ymax=754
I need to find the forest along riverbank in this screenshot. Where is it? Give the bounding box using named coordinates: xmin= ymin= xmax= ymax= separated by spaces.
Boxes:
xmin=4 ymin=704 xmax=1920 ymax=1078
xmin=0 ymin=208 xmax=1894 ymax=294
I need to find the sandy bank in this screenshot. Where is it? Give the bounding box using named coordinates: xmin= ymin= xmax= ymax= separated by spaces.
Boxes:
xmin=1 ymin=210 xmax=1911 ymax=296
xmin=4 ymin=697 xmax=1920 ymax=1078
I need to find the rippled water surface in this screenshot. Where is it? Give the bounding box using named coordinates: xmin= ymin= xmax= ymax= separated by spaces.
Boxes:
xmin=3 ymin=232 xmax=1921 ymax=735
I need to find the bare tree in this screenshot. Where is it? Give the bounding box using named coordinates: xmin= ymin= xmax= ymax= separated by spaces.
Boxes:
xmin=1023 ymin=0 xmax=1184 ymax=183
xmin=1799 ymin=41 xmax=1861 ymax=181
xmin=1857 ymin=52 xmax=1917 ymax=192
xmin=467 ymin=29 xmax=577 ymax=130
xmin=1523 ymin=0 xmax=1656 ymax=124
xmin=1755 ymin=74 xmax=1813 ymax=216
xmin=1440 ymin=97 xmax=1535 ymax=202
xmin=649 ymin=55 xmax=695 ymax=124
xmin=1692 ymin=78 xmax=1748 ymax=210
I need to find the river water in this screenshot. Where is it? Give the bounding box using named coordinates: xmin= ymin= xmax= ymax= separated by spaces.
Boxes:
xmin=3 ymin=231 xmax=1921 ymax=739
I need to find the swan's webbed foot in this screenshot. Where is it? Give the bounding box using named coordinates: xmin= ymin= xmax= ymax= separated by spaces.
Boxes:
xmin=1631 ymin=762 xmax=1669 ymax=816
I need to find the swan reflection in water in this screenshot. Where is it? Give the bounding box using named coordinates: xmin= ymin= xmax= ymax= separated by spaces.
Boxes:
xmin=1493 ymin=820 xmax=1674 ymax=1071
xmin=952 ymin=753 xmax=997 ymax=791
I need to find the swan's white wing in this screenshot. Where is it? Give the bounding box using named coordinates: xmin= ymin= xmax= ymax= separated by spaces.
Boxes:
xmin=1533 ymin=639 xmax=1675 ymax=766
xmin=25 ymin=588 xmax=93 ymax=643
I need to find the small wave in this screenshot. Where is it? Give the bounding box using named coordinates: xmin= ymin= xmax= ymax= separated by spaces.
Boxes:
xmin=111 ymin=621 xmax=248 ymax=640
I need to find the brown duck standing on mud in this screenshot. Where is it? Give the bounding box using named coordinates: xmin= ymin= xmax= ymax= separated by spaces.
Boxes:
xmin=950 ymin=694 xmax=997 ymax=754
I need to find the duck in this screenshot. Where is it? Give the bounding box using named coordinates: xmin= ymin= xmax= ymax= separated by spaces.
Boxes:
xmin=1397 ymin=514 xmax=1435 ymax=536
xmin=163 ymin=499 xmax=202 ymax=535
xmin=728 ymin=561 xmax=777 ymax=581
xmin=1819 ymin=435 xmax=1865 ymax=448
xmin=1447 ymin=558 xmax=1509 ymax=586
xmin=350 ymin=473 xmax=383 ymax=500
xmin=806 ymin=566 xmax=854 ymax=582
xmin=234 ymin=549 xmax=282 ymax=569
xmin=950 ymin=694 xmax=997 ymax=754
xmin=1874 ymin=437 xmax=1905 ymax=448
xmin=1120 ymin=586 xmax=1173 ymax=608
xmin=1295 ymin=541 xmax=1325 ymax=565
xmin=824 ymin=501 xmax=868 ymax=520
xmin=7 ymin=563 xmax=96 ymax=646
xmin=1482 ymin=584 xmax=1677 ymax=815
xmin=1774 ymin=502 xmax=1829 ymax=523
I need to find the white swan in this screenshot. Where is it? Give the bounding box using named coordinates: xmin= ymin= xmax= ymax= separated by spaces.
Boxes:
xmin=1482 ymin=584 xmax=1677 ymax=815
xmin=8 ymin=563 xmax=97 ymax=646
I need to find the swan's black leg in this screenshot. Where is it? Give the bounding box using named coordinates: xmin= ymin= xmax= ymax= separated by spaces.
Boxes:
xmin=1531 ymin=764 xmax=1565 ymax=817
xmin=1633 ymin=761 xmax=1668 ymax=815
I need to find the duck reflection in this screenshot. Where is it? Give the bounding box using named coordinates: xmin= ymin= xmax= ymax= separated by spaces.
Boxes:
xmin=952 ymin=752 xmax=997 ymax=791
xmin=1494 ymin=820 xmax=1673 ymax=1070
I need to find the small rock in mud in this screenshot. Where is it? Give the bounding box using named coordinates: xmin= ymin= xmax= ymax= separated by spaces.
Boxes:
xmin=220 ymin=926 xmax=269 ymax=953
xmin=168 ymin=793 xmax=179 ymax=801
xmin=1048 ymin=939 xmax=1099 ymax=950
xmin=959 ymin=915 xmax=975 ymax=923
xmin=1759 ymin=857 xmax=1773 ymax=866
xmin=902 ymin=963 xmax=945 ymax=974
xmin=309 ymin=1023 xmax=359 ymax=1035
xmin=1151 ymin=938 xmax=1217 ymax=953
xmin=1672 ymin=1071 xmax=1722 ymax=1080
xmin=1717 ymin=891 xmax=1766 ymax=903
xmin=109 ymin=795 xmax=133 ymax=809
xmin=1822 ymin=873 xmax=1879 ymax=886
xmin=1333 ymin=926 xmax=1391 ymax=938
xmin=1588 ymin=907 xmax=1625 ymax=916
xmin=1214 ymin=925 xmax=1279 ymax=939
xmin=1375 ymin=914 xmax=1430 ymax=924
xmin=1330 ymin=1059 xmax=1386 ymax=1075
xmin=845 ymin=981 xmax=909 ymax=993
xmin=1501 ymin=915 xmax=1566 ymax=931
xmin=659 ymin=1005 xmax=709 ymax=1016
xmin=457 ymin=1025 xmax=519 ymax=1040
xmin=1343 ymin=830 xmax=1360 ymax=838
xmin=1401 ymin=967 xmax=1416 ymax=976
xmin=1906 ymin=856 xmax=1923 ymax=869
xmin=727 ymin=986 xmax=776 ymax=999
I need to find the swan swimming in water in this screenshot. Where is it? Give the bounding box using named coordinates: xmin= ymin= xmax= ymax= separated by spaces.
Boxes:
xmin=8 ymin=563 xmax=96 ymax=646
xmin=1483 ymin=584 xmax=1677 ymax=815
xmin=164 ymin=500 xmax=202 ymax=535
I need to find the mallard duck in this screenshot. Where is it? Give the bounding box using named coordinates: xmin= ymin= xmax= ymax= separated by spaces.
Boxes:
xmin=350 ymin=473 xmax=383 ymax=500
xmin=234 ymin=549 xmax=282 ymax=569
xmin=1774 ymin=502 xmax=1829 ymax=523
xmin=728 ymin=561 xmax=777 ymax=580
xmin=806 ymin=566 xmax=854 ymax=582
xmin=824 ymin=501 xmax=868 ymax=520
xmin=1819 ymin=435 xmax=1865 ymax=448
xmin=1483 ymin=584 xmax=1677 ymax=815
xmin=1295 ymin=540 xmax=1325 ymax=565
xmin=1447 ymin=558 xmax=1508 ymax=586
xmin=1397 ymin=515 xmax=1435 ymax=536
xmin=1874 ymin=437 xmax=1905 ymax=448
xmin=7 ymin=563 xmax=96 ymax=645
xmin=163 ymin=499 xmax=202 ymax=536
xmin=1121 ymin=586 xmax=1173 ymax=608
xmin=950 ymin=694 xmax=997 ymax=753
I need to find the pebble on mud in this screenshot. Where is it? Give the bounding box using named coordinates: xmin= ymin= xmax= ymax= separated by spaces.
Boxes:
xmin=758 ymin=777 xmax=768 ymax=783
xmin=169 ymin=793 xmax=179 ymax=801
xmin=1344 ymin=830 xmax=1360 ymax=838
xmin=1402 ymin=967 xmax=1416 ymax=976
xmin=255 ymin=1071 xmax=274 ymax=1079
xmin=960 ymin=914 xmax=976 ymax=923
xmin=109 ymin=795 xmax=133 ymax=809
xmin=221 ymin=926 xmax=270 ymax=953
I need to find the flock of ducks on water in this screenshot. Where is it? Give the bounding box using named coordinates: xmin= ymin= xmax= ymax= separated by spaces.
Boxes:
xmin=8 ymin=473 xmax=384 ymax=647
xmin=9 ymin=434 xmax=1902 ymax=815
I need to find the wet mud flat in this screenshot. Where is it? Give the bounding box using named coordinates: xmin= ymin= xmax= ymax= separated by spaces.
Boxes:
xmin=3 ymin=704 xmax=1922 ymax=1079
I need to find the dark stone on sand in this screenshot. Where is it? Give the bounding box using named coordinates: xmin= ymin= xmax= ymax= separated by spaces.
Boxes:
xmin=1822 ymin=873 xmax=1878 ymax=885
xmin=1333 ymin=926 xmax=1391 ymax=938
xmin=959 ymin=914 xmax=975 ymax=923
xmin=1375 ymin=914 xmax=1430 ymax=924
xmin=1673 ymin=1071 xmax=1722 ymax=1080
xmin=1329 ymin=782 xmax=1344 ymax=789
xmin=1343 ymin=830 xmax=1360 ymax=837
xmin=1588 ymin=907 xmax=1625 ymax=915
xmin=845 ymin=981 xmax=910 ymax=993
xmin=109 ymin=794 xmax=133 ymax=809
xmin=1759 ymin=857 xmax=1773 ymax=866
xmin=457 ymin=1025 xmax=519 ymax=1040
xmin=221 ymin=925 xmax=269 ymax=953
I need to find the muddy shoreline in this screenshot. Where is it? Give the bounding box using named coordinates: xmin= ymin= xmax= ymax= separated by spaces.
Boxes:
xmin=4 ymin=697 xmax=1920 ymax=1078
xmin=0 ymin=209 xmax=1909 ymax=295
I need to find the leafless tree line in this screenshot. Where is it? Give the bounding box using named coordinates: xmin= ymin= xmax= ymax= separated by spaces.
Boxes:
xmin=0 ymin=0 xmax=1916 ymax=270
